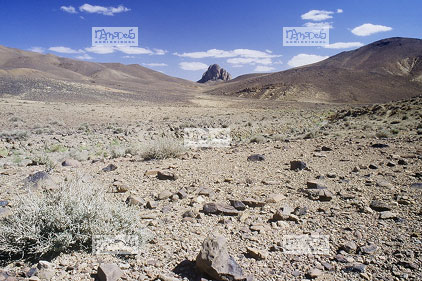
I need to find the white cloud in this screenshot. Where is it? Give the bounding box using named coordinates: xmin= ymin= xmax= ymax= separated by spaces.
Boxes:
xmin=75 ymin=54 xmax=93 ymax=60
xmin=303 ymin=22 xmax=333 ymax=29
xmin=143 ymin=63 xmax=168 ymax=67
xmin=48 ymin=46 xmax=83 ymax=54
xmin=351 ymin=23 xmax=392 ymax=36
xmin=254 ymin=65 xmax=275 ymax=72
xmin=60 ymin=6 xmax=77 ymax=14
xmin=28 ymin=47 xmax=45 ymax=53
xmin=174 ymin=48 xmax=278 ymax=59
xmin=175 ymin=48 xmax=280 ymax=67
xmin=179 ymin=62 xmax=208 ymax=71
xmin=153 ymin=49 xmax=167 ymax=55
xmin=79 ymin=4 xmax=130 ymax=16
xmin=324 ymin=42 xmax=364 ymax=49
xmin=288 ymin=54 xmax=328 ymax=68
xmin=301 ymin=10 xmax=334 ymax=21
xmin=337 ymin=9 xmax=343 ymax=13
xmin=122 ymin=55 xmax=135 ymax=58
xmin=85 ymin=46 xmax=115 ymax=54
xmin=226 ymin=57 xmax=272 ymax=65
xmin=116 ymin=46 xmax=153 ymax=55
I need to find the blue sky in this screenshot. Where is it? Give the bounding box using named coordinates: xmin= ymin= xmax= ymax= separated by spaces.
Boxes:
xmin=0 ymin=0 xmax=421 ymax=81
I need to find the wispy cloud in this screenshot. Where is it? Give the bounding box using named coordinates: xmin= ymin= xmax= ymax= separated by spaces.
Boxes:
xmin=301 ymin=9 xmax=343 ymax=21
xmin=143 ymin=63 xmax=168 ymax=67
xmin=179 ymin=62 xmax=208 ymax=71
xmin=75 ymin=54 xmax=93 ymax=60
xmin=60 ymin=6 xmax=77 ymax=14
xmin=116 ymin=46 xmax=153 ymax=55
xmin=288 ymin=54 xmax=328 ymax=68
xmin=254 ymin=65 xmax=275 ymax=72
xmin=79 ymin=4 xmax=130 ymax=16
xmin=303 ymin=22 xmax=333 ymax=29
xmin=85 ymin=46 xmax=115 ymax=54
xmin=48 ymin=46 xmax=84 ymax=54
xmin=28 ymin=47 xmax=45 ymax=53
xmin=175 ymin=48 xmax=280 ymax=67
xmin=351 ymin=23 xmax=392 ymax=36
xmin=324 ymin=42 xmax=364 ymax=49
xmin=153 ymin=49 xmax=167 ymax=55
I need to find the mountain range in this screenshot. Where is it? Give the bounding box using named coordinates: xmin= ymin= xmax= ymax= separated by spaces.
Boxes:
xmin=0 ymin=37 xmax=421 ymax=104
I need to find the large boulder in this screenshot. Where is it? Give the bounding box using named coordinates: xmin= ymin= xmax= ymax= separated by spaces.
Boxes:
xmin=196 ymin=234 xmax=248 ymax=281
xmin=198 ymin=64 xmax=231 ymax=83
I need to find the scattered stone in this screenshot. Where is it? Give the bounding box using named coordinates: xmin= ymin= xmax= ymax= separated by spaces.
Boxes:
xmin=307 ymin=180 xmax=327 ymax=189
xmin=368 ymin=164 xmax=378 ymax=170
xmin=197 ymin=187 xmax=214 ymax=197
xmin=247 ymin=154 xmax=265 ymax=162
xmin=326 ymin=173 xmax=337 ymax=178
xmin=306 ymin=268 xmax=323 ymax=279
xmin=241 ymin=198 xmax=265 ymax=208
xmin=158 ymin=190 xmax=173 ymax=200
xmin=343 ymin=263 xmax=366 ymax=273
xmin=97 ymin=263 xmax=123 ymax=281
xmin=23 ymin=171 xmax=54 ymax=190
xmin=341 ymin=241 xmax=357 ymax=254
xmin=157 ymin=171 xmax=177 ymax=181
xmin=272 ymin=211 xmax=299 ymax=223
xmin=290 ymin=161 xmax=307 ymax=170
xmin=196 ymin=234 xmax=247 ymax=281
xmin=113 ymin=181 xmax=129 ymax=193
xmin=369 ymin=200 xmax=391 ymax=212
xmin=61 ymin=159 xmax=81 ymax=167
xmin=293 ymin=206 xmax=308 ymax=216
xmin=307 ymin=189 xmax=334 ymax=201
xmin=266 ymin=194 xmax=284 ymax=203
xmin=386 ymin=161 xmax=396 ymax=167
xmin=359 ymin=244 xmax=378 ymax=255
xmin=0 ymin=200 xmax=8 ymax=207
xmin=230 ymin=200 xmax=246 ymax=211
xmin=177 ymin=189 xmax=188 ymax=199
xmin=371 ymin=143 xmax=389 ymax=148
xmin=246 ymin=247 xmax=268 ymax=260
xmin=102 ymin=164 xmax=117 ymax=172
xmin=146 ymin=201 xmax=158 ymax=209
xmin=125 ymin=195 xmax=144 ymax=207
xmin=182 ymin=210 xmax=196 ymax=218
xmin=398 ymin=159 xmax=407 ymax=165
xmin=410 ymin=183 xmax=422 ymax=189
xmin=202 ymin=203 xmax=239 ymax=216
xmin=379 ymin=211 xmax=398 ymax=219
xmin=376 ymin=180 xmax=393 ymax=188
xmin=144 ymin=170 xmax=160 ymax=176
xmin=321 ymin=146 xmax=332 ymax=151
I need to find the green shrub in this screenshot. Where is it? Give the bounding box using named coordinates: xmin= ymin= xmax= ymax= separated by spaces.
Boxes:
xmin=141 ymin=137 xmax=185 ymax=160
xmin=0 ymin=177 xmax=151 ymax=262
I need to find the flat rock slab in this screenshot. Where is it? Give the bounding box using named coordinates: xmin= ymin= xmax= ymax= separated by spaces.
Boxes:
xmin=203 ymin=203 xmax=239 ymax=216
xmin=410 ymin=183 xmax=422 ymax=189
xmin=157 ymin=171 xmax=177 ymax=180
xmin=247 ymin=154 xmax=265 ymax=162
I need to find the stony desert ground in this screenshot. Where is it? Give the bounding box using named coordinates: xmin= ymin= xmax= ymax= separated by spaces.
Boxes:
xmin=0 ymin=96 xmax=421 ymax=281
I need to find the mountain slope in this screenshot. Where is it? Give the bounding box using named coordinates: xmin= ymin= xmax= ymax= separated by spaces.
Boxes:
xmin=0 ymin=46 xmax=200 ymax=103
xmin=205 ymin=37 xmax=422 ymax=103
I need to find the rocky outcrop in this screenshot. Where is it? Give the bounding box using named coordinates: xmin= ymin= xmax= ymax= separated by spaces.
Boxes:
xmin=198 ymin=64 xmax=231 ymax=83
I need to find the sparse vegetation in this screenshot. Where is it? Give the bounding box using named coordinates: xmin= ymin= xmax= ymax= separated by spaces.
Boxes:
xmin=249 ymin=135 xmax=266 ymax=143
xmin=141 ymin=137 xmax=185 ymax=160
xmin=0 ymin=177 xmax=151 ymax=262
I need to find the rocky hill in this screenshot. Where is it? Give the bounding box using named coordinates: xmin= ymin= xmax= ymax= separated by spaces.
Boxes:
xmin=198 ymin=64 xmax=231 ymax=83
xmin=205 ymin=37 xmax=422 ymax=104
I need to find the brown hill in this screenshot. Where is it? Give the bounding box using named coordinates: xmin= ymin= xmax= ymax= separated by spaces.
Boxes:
xmin=205 ymin=37 xmax=422 ymax=103
xmin=0 ymin=46 xmax=200 ymax=103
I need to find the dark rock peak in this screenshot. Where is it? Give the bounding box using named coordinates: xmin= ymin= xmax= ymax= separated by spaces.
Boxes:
xmin=198 ymin=64 xmax=231 ymax=83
